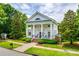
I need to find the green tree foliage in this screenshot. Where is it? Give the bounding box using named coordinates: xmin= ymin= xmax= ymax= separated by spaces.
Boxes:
xmin=73 ymin=6 xmax=79 ymax=41
xmin=20 ymin=13 xmax=27 ymax=35
xmin=3 ymin=4 xmax=16 ymax=33
xmin=10 ymin=10 xmax=27 ymax=39
xmin=59 ymin=10 xmax=76 ymax=44
xmin=0 ymin=4 xmax=8 ymax=34
xmin=0 ymin=3 xmax=27 ymax=39
xmin=10 ymin=11 xmax=22 ymax=39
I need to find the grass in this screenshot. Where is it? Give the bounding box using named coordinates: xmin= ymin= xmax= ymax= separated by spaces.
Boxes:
xmin=39 ymin=44 xmax=62 ymax=49
xmin=25 ymin=47 xmax=79 ymax=56
xmin=63 ymin=43 xmax=79 ymax=51
xmin=0 ymin=41 xmax=21 ymax=49
xmin=8 ymin=38 xmax=31 ymax=43
xmin=39 ymin=43 xmax=79 ymax=51
xmin=9 ymin=39 xmax=26 ymax=43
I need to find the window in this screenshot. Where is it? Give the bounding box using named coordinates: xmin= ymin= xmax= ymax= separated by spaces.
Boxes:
xmin=35 ymin=18 xmax=40 ymax=20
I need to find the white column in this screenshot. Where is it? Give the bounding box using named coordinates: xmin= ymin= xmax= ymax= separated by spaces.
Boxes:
xmin=26 ymin=24 xmax=28 ymax=37
xmin=50 ymin=24 xmax=53 ymax=39
xmin=33 ymin=24 xmax=35 ymax=36
xmin=41 ymin=24 xmax=43 ymax=38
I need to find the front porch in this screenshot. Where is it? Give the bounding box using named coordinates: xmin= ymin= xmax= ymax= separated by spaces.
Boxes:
xmin=26 ymin=23 xmax=53 ymax=39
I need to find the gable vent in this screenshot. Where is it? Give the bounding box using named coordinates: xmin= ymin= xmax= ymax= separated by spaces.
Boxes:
xmin=35 ymin=18 xmax=40 ymax=20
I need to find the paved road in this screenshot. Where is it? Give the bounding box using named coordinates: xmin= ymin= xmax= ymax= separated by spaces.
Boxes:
xmin=0 ymin=47 xmax=30 ymax=56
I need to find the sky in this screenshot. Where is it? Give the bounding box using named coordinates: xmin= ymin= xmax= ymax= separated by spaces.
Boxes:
xmin=10 ymin=3 xmax=78 ymax=23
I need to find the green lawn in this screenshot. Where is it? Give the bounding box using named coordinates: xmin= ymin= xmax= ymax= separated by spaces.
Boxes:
xmin=40 ymin=44 xmax=62 ymax=49
xmin=9 ymin=39 xmax=27 ymax=43
xmin=63 ymin=43 xmax=79 ymax=51
xmin=0 ymin=41 xmax=21 ymax=49
xmin=40 ymin=43 xmax=79 ymax=51
xmin=8 ymin=38 xmax=31 ymax=43
xmin=25 ymin=47 xmax=79 ymax=56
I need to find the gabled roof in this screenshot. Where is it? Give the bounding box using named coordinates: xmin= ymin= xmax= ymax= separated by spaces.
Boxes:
xmin=27 ymin=11 xmax=58 ymax=24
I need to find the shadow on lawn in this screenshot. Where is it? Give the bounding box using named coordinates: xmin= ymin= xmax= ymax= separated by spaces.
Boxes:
xmin=63 ymin=43 xmax=79 ymax=51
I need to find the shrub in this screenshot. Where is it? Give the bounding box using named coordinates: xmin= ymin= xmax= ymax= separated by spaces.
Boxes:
xmin=26 ymin=38 xmax=31 ymax=42
xmin=37 ymin=39 xmax=57 ymax=44
xmin=19 ymin=37 xmax=31 ymax=43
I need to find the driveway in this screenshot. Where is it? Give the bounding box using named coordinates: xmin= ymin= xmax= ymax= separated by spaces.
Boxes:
xmin=0 ymin=47 xmax=30 ymax=56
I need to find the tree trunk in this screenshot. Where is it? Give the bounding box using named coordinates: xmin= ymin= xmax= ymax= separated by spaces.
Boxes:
xmin=70 ymin=39 xmax=73 ymax=44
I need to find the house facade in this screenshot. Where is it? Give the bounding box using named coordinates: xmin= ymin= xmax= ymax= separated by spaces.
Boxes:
xmin=26 ymin=11 xmax=58 ymax=39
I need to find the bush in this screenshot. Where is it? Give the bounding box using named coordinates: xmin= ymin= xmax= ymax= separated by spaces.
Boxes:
xmin=26 ymin=38 xmax=31 ymax=42
xmin=19 ymin=37 xmax=31 ymax=43
xmin=37 ymin=39 xmax=57 ymax=44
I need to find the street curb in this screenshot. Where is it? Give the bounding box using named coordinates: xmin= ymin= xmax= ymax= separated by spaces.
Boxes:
xmin=0 ymin=46 xmax=32 ymax=56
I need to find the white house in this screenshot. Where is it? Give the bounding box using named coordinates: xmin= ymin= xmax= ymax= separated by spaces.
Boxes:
xmin=26 ymin=11 xmax=58 ymax=39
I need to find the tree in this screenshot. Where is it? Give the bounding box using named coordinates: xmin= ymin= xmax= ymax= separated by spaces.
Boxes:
xmin=0 ymin=4 xmax=8 ymax=34
xmin=59 ymin=10 xmax=76 ymax=44
xmin=10 ymin=11 xmax=27 ymax=39
xmin=73 ymin=5 xmax=79 ymax=41
xmin=20 ymin=13 xmax=27 ymax=36
xmin=3 ymin=4 xmax=16 ymax=34
xmin=0 ymin=3 xmax=27 ymax=39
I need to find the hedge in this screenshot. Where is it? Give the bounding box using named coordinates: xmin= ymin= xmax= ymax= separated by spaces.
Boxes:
xmin=37 ymin=39 xmax=57 ymax=44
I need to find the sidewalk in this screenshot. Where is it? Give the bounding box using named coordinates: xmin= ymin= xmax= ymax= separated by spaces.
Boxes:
xmin=34 ymin=46 xmax=79 ymax=54
xmin=7 ymin=40 xmax=37 ymax=52
xmin=14 ymin=42 xmax=37 ymax=52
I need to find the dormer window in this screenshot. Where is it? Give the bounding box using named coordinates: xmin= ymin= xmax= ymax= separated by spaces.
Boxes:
xmin=35 ymin=18 xmax=40 ymax=20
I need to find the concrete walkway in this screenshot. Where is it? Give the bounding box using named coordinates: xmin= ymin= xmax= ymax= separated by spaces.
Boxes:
xmin=34 ymin=46 xmax=79 ymax=54
xmin=14 ymin=42 xmax=37 ymax=52
xmin=7 ymin=40 xmax=37 ymax=52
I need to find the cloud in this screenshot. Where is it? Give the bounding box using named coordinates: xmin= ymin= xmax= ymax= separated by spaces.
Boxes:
xmin=10 ymin=3 xmax=78 ymax=23
xmin=20 ymin=4 xmax=30 ymax=10
xmin=38 ymin=3 xmax=78 ymax=22
xmin=38 ymin=4 xmax=54 ymax=13
xmin=27 ymin=14 xmax=31 ymax=18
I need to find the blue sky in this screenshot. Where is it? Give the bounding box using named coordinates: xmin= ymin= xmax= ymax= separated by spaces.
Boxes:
xmin=10 ymin=3 xmax=78 ymax=22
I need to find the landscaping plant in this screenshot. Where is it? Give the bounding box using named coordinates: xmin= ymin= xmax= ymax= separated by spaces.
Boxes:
xmin=37 ymin=39 xmax=57 ymax=44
